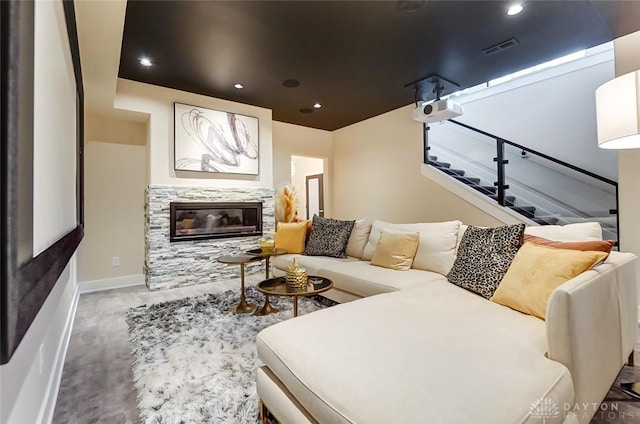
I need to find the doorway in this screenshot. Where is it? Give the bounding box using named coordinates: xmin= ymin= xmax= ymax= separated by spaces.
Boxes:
xmin=291 ymin=155 xmax=324 ymax=220
xmin=306 ymin=174 xmax=324 ymax=219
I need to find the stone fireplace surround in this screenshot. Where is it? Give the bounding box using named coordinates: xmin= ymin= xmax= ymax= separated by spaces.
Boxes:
xmin=145 ymin=185 xmax=275 ymax=290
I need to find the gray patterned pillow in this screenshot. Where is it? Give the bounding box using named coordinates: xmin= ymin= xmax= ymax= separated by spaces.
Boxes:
xmin=304 ymin=215 xmax=355 ymax=258
xmin=446 ymin=224 xmax=524 ymax=299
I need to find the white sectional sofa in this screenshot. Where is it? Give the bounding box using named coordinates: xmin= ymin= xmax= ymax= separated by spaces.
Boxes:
xmin=257 ymin=220 xmax=638 ymax=424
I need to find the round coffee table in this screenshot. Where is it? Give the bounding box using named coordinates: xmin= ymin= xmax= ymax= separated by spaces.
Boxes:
xmin=217 ymin=255 xmax=263 ymax=314
xmin=256 ymin=276 xmax=333 ymax=317
xmin=246 ymin=248 xmax=288 ymax=316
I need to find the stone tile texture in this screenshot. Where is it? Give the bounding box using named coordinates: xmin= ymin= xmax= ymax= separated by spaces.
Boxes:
xmin=145 ymin=185 xmax=275 ymax=290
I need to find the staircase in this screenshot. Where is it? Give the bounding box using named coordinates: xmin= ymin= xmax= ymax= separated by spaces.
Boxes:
xmin=428 ymin=155 xmax=558 ymax=225
xmin=424 ymin=119 xmax=619 ymax=242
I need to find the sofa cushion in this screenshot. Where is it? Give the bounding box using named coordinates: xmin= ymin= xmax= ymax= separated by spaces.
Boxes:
xmin=275 ymin=221 xmax=308 ymax=254
xmin=524 ymin=234 xmax=614 ymax=254
xmin=318 ymin=261 xmax=445 ymax=298
xmin=362 ymin=220 xmax=461 ymax=275
xmin=272 ymin=254 xmax=357 ymax=276
xmin=447 ymin=224 xmax=525 ymax=299
xmin=491 ymin=243 xmax=608 ymax=320
xmin=371 ymin=229 xmax=419 ymax=271
xmin=257 ymin=281 xmax=573 ymax=424
xmin=304 ymin=215 xmax=355 ymax=258
xmin=524 ymin=222 xmax=602 ymax=241
xmin=345 ymin=218 xmax=372 ymax=259
xmin=412 ymin=221 xmax=461 ymax=275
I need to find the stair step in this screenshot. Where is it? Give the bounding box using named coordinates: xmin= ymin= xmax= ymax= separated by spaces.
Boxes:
xmin=532 ymin=217 xmax=559 ymax=225
xmin=488 ymin=195 xmax=516 ymax=206
xmin=431 ymin=160 xmax=451 ymax=168
xmin=509 ymin=206 xmax=536 ymax=219
xmin=453 ymin=175 xmax=481 ymax=185
xmin=470 ymin=185 xmax=497 ymax=195
xmin=439 ymin=167 xmax=465 ymax=176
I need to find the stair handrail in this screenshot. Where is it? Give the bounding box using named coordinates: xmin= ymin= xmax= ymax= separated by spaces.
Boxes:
xmin=423 ymin=119 xmax=619 ymax=244
xmin=447 ymin=119 xmax=617 ymax=186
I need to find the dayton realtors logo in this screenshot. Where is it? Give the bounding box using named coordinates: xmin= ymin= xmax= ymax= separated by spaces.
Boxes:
xmin=530 ymin=397 xmax=637 ymax=422
xmin=529 ymin=397 xmax=560 ymax=423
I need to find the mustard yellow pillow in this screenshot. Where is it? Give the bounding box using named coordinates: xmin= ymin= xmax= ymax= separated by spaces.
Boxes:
xmin=275 ymin=221 xmax=308 ymax=254
xmin=370 ymin=229 xmax=419 ymax=271
xmin=491 ymin=242 xmax=607 ymax=320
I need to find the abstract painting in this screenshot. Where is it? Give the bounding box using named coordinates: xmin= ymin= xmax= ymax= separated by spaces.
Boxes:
xmin=174 ymin=102 xmax=259 ymax=175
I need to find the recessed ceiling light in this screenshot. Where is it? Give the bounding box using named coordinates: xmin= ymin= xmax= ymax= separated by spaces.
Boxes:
xmin=507 ymin=4 xmax=523 ymax=15
xmin=313 ymin=102 xmax=322 ymax=109
xmin=139 ymin=57 xmax=152 ymax=67
xmin=234 ymin=83 xmax=244 ymax=89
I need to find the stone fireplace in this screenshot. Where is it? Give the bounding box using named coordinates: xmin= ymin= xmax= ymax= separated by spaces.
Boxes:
xmin=145 ymin=185 xmax=275 ymax=290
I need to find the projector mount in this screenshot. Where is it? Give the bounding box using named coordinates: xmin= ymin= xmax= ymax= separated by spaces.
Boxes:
xmin=404 ymin=74 xmax=460 ymax=106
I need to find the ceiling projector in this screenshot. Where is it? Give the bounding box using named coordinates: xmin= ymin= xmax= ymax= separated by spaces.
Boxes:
xmin=412 ymin=99 xmax=463 ymax=124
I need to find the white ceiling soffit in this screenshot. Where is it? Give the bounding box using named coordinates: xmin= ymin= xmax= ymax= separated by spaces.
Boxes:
xmin=75 ymin=0 xmax=147 ymax=123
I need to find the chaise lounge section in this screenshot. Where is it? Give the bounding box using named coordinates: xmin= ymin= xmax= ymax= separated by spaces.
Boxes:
xmin=257 ymin=220 xmax=637 ymax=423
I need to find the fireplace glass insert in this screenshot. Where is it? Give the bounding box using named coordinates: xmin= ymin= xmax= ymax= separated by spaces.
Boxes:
xmin=170 ymin=202 xmax=263 ymax=242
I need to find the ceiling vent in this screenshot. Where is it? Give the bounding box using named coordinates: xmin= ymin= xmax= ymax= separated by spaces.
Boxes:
xmin=482 ymin=38 xmax=520 ymax=56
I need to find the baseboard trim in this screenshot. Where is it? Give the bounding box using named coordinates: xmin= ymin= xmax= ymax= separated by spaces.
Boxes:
xmin=38 ymin=283 xmax=80 ymax=424
xmin=78 ymin=274 xmax=145 ymax=294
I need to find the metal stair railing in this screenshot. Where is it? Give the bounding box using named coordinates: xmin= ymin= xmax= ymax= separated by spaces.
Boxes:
xmin=423 ymin=120 xmax=619 ymax=243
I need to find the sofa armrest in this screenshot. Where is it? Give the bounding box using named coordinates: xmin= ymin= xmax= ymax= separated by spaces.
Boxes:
xmin=546 ymin=251 xmax=637 ymax=422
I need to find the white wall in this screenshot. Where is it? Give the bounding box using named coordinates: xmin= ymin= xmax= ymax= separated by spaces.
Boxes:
xmin=32 ymin=0 xmax=78 ymax=255
xmin=115 ymin=79 xmax=273 ymax=189
xmin=452 ymin=46 xmax=618 ymax=181
xmin=272 ymin=121 xmax=333 ymax=216
xmin=1 ymin=1 xmax=79 ymax=422
xmin=333 ymin=104 xmax=505 ymax=226
xmin=78 ymin=116 xmax=146 ymax=282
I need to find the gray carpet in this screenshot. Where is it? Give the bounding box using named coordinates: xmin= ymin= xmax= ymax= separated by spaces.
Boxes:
xmin=127 ymin=286 xmax=326 ymax=424
xmin=52 ymin=277 xmax=640 ymax=424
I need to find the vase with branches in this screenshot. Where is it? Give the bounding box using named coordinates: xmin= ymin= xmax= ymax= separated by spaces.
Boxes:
xmin=275 ymin=185 xmax=298 ymax=224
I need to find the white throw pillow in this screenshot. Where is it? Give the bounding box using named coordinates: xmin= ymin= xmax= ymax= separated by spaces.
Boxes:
xmin=524 ymin=222 xmax=603 ymax=242
xmin=411 ymin=221 xmax=462 ymax=275
xmin=362 ymin=220 xmax=461 ymax=275
xmin=345 ymin=218 xmax=372 ymax=259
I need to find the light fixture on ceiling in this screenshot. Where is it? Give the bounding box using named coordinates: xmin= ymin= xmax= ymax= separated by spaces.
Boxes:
xmin=313 ymin=102 xmax=322 ymax=109
xmin=139 ymin=57 xmax=152 ymax=67
xmin=507 ymin=4 xmax=524 ymax=16
xmin=396 ymin=0 xmax=425 ymax=13
xmin=283 ymin=79 xmax=301 ymax=88
xmin=596 ymin=70 xmax=640 ymax=149
xmin=234 ymin=83 xmax=244 ymax=89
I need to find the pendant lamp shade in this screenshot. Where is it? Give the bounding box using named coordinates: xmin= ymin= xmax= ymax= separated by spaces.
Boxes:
xmin=596 ymin=70 xmax=640 ymax=149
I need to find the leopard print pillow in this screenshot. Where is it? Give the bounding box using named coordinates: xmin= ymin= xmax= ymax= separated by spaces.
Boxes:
xmin=447 ymin=224 xmax=525 ymax=299
xmin=304 ymin=215 xmax=355 ymax=258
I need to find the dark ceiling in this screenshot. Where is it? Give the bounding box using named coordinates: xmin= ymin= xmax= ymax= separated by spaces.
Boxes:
xmin=119 ymin=1 xmax=640 ymax=131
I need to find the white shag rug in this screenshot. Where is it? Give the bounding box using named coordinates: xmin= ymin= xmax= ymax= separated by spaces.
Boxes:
xmin=126 ymin=286 xmax=328 ymax=424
